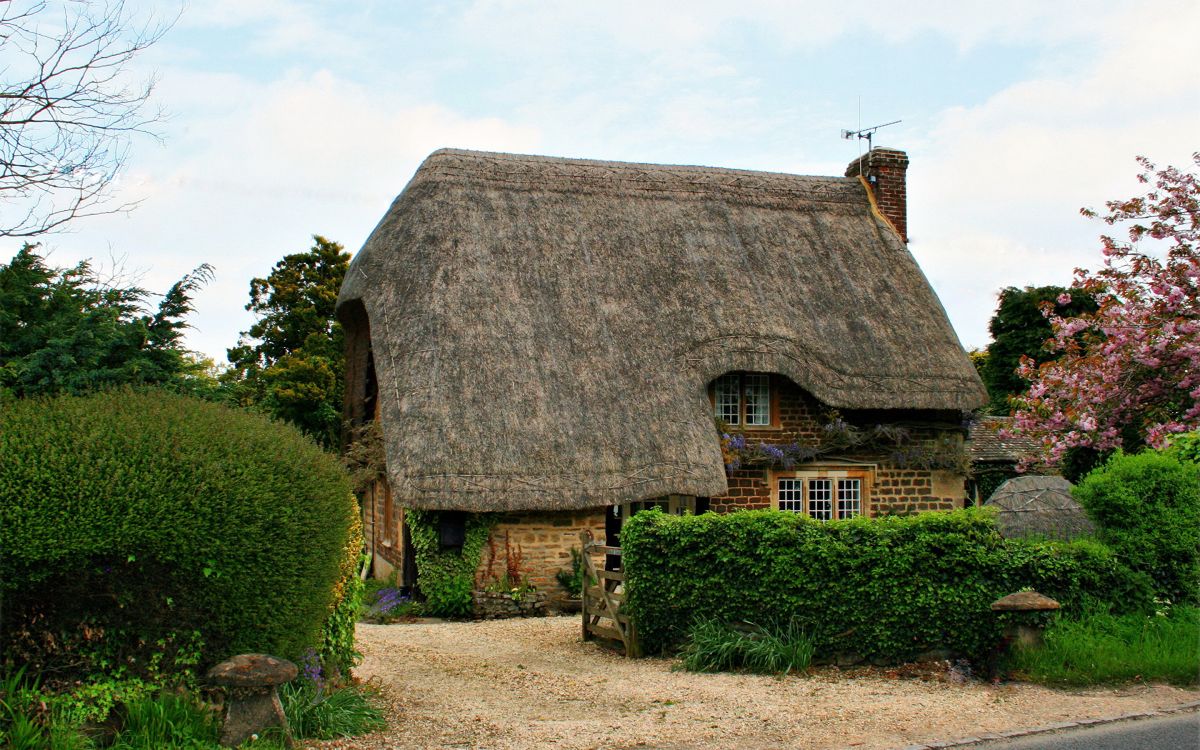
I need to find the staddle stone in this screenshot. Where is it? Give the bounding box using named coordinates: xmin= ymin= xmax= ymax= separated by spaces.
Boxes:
xmin=207 ymin=653 xmax=298 ymax=748
xmin=990 ymin=590 xmax=1061 ymax=612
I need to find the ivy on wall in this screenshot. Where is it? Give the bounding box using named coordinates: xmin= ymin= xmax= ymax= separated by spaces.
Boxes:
xmin=405 ymin=509 xmax=495 ymax=617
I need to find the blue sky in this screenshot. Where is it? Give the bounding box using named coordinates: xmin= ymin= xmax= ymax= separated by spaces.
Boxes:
xmin=7 ymin=0 xmax=1199 ymax=361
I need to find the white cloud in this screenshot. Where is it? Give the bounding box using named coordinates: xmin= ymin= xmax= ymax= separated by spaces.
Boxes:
xmin=23 ymin=68 xmax=540 ymax=360
xmin=910 ymin=1 xmax=1200 ymax=349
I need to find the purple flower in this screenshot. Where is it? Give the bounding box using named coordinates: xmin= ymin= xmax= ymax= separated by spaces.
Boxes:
xmin=300 ymin=647 xmax=324 ymax=691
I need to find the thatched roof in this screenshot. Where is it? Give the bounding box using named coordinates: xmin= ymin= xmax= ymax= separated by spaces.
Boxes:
xmin=337 ymin=149 xmax=986 ymax=512
xmin=985 ymin=475 xmax=1095 ymax=540
xmin=969 ymin=416 xmax=1042 ymax=464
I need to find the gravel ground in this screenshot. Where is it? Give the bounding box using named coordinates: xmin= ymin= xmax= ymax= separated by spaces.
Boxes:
xmin=309 ymin=617 xmax=1199 ymax=750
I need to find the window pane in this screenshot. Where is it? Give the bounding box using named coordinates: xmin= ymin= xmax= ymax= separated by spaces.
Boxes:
xmin=837 ymin=479 xmax=861 ymax=519
xmin=744 ymin=373 xmax=770 ymax=426
xmin=808 ymin=478 xmax=832 ymax=521
xmin=778 ymin=478 xmax=804 ymax=512
xmin=715 ymin=373 xmax=740 ymax=425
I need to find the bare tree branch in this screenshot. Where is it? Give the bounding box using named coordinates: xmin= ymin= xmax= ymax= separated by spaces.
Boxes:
xmin=0 ymin=0 xmax=176 ymax=237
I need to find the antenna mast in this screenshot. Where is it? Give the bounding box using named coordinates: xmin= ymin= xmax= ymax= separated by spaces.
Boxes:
xmin=841 ymin=119 xmax=901 ymax=152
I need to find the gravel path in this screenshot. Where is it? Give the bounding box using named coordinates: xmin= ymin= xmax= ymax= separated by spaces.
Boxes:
xmin=310 ymin=617 xmax=1198 ymax=750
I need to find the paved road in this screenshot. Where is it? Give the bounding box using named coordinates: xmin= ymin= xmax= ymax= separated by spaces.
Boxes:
xmin=976 ymin=711 xmax=1199 ymax=749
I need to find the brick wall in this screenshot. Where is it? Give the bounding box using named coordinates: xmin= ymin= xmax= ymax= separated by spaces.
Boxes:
xmin=710 ymin=377 xmax=965 ymax=515
xmin=363 ymin=479 xmax=403 ymax=573
xmin=845 ymin=148 xmax=909 ymax=243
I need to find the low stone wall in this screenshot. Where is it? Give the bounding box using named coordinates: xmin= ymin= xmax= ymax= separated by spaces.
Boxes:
xmin=473 ymin=590 xmax=548 ymax=620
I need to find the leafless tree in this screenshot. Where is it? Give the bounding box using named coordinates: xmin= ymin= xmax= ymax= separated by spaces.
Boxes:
xmin=0 ymin=0 xmax=174 ymax=237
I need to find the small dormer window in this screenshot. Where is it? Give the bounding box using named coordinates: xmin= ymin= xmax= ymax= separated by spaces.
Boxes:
xmin=713 ymin=372 xmax=771 ymax=427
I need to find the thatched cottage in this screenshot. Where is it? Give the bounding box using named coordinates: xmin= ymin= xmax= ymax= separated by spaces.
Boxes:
xmin=337 ymin=147 xmax=987 ymax=592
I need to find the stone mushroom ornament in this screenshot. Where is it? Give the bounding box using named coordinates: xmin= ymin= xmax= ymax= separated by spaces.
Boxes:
xmin=991 ymin=590 xmax=1061 ymax=648
xmin=207 ymin=653 xmax=298 ymax=748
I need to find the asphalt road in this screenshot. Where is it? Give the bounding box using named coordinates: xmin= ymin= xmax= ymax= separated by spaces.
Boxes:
xmin=975 ymin=711 xmax=1200 ymax=749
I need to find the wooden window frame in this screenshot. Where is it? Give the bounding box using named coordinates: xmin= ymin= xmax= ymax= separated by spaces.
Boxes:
xmin=709 ymin=372 xmax=780 ymax=430
xmin=769 ymin=465 xmax=874 ymax=520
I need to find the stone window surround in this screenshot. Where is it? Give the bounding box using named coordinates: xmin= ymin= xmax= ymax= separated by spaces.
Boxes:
xmin=768 ymin=464 xmax=876 ymax=520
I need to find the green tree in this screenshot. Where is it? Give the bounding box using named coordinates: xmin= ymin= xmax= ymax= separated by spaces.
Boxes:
xmin=981 ymin=285 xmax=1095 ymax=413
xmin=0 ymin=244 xmax=210 ymax=399
xmin=224 ymin=235 xmax=350 ymax=449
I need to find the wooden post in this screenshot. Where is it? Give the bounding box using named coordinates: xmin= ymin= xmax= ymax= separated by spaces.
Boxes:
xmin=579 ymin=530 xmax=592 ymax=643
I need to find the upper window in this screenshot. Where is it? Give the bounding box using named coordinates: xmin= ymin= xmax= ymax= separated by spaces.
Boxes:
xmin=713 ymin=372 xmax=771 ymax=427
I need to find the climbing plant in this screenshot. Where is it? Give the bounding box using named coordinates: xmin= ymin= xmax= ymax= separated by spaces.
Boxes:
xmin=404 ymin=510 xmax=495 ymax=617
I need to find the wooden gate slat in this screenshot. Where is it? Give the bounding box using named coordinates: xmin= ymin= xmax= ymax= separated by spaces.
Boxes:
xmin=578 ymin=529 xmax=641 ymax=657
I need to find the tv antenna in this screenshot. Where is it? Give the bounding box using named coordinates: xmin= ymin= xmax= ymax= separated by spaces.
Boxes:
xmin=841 ymin=119 xmax=901 ymax=152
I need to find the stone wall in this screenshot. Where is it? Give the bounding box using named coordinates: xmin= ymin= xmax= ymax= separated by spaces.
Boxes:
xmin=474 ymin=509 xmax=607 ymax=593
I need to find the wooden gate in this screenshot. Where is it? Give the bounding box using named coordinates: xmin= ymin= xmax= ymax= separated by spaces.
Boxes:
xmin=579 ymin=530 xmax=641 ymax=657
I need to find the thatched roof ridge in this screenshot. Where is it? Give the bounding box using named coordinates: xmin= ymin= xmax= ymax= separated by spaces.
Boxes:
xmin=339 ymin=148 xmax=986 ymax=511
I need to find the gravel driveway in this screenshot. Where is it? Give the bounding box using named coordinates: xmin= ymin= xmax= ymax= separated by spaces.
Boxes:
xmin=311 ymin=617 xmax=1198 ymax=750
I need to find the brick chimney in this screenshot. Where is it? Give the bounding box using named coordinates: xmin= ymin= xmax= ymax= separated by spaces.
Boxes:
xmin=845 ymin=148 xmax=909 ymax=243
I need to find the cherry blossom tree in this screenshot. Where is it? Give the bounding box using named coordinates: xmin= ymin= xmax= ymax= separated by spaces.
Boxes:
xmin=1010 ymin=154 xmax=1199 ymax=467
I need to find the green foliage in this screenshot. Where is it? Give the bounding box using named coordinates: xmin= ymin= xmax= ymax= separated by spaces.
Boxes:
xmin=223 ymin=236 xmax=350 ymax=449
xmin=1009 ymin=606 xmax=1200 ymax=686
xmin=321 ymin=545 xmax=367 ymax=678
xmin=0 ymin=389 xmax=361 ymax=683
xmin=405 ymin=510 xmax=495 ymax=618
xmin=621 ymin=508 xmax=1153 ymax=662
xmin=1165 ymin=431 xmax=1200 ymax=464
xmin=982 ymin=285 xmax=1095 ymax=413
xmin=679 ymin=618 xmax=814 ymax=675
xmin=0 ymin=245 xmax=213 ymax=400
xmin=971 ymin=466 xmax=1017 ymax=504
xmin=555 ymin=547 xmax=588 ymax=597
xmin=280 ymin=680 xmax=387 ymax=740
xmin=1072 ymin=450 xmax=1200 ymax=605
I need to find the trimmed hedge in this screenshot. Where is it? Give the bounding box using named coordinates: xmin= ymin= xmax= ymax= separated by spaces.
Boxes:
xmin=1073 ymin=450 xmax=1200 ymax=605
xmin=0 ymin=389 xmax=361 ymax=677
xmin=621 ymin=508 xmax=1153 ymax=662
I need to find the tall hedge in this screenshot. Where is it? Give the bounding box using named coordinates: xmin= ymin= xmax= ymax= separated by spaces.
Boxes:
xmin=1073 ymin=450 xmax=1200 ymax=605
xmin=0 ymin=389 xmax=361 ymax=677
xmin=621 ymin=509 xmax=1152 ymax=661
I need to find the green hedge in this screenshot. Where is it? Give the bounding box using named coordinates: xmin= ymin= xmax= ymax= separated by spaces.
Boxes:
xmin=621 ymin=508 xmax=1153 ymax=662
xmin=1073 ymin=450 xmax=1200 ymax=605
xmin=0 ymin=389 xmax=361 ymax=679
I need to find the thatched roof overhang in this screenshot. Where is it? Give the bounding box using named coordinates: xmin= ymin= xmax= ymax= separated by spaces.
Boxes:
xmin=338 ymin=149 xmax=987 ymax=512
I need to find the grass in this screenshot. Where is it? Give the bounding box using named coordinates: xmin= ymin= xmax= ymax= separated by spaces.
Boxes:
xmin=1009 ymin=605 xmax=1200 ymax=686
xmin=281 ymin=679 xmax=387 ymax=740
xmin=678 ymin=617 xmax=815 ymax=675
xmin=2 ymin=666 xmax=382 ymax=749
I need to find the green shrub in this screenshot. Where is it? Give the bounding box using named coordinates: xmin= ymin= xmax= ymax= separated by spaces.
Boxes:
xmin=1009 ymin=606 xmax=1200 ymax=686
xmin=0 ymin=389 xmax=361 ymax=683
xmin=405 ymin=510 xmax=494 ymax=618
xmin=281 ymin=680 xmax=387 ymax=740
xmin=679 ymin=618 xmax=814 ymax=675
xmin=1073 ymin=450 xmax=1200 ymax=605
xmin=621 ymin=508 xmax=1153 ymax=661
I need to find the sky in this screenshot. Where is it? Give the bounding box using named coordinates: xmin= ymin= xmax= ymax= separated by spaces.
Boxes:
xmin=5 ymin=0 xmax=1199 ymax=362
